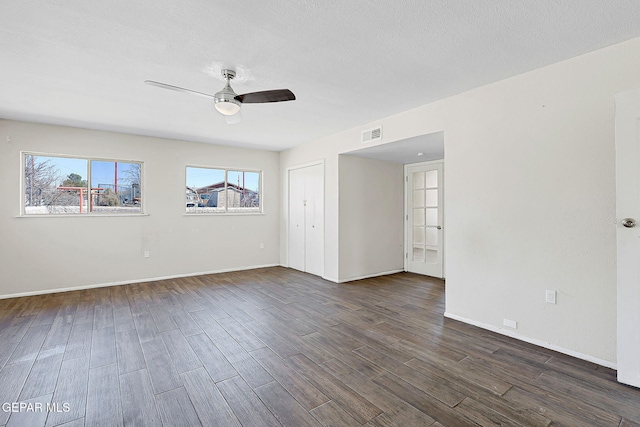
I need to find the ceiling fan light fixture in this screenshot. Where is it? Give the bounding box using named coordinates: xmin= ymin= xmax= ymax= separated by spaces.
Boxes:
xmin=214 ymin=99 xmax=241 ymax=115
xmin=214 ymin=73 xmax=241 ymax=115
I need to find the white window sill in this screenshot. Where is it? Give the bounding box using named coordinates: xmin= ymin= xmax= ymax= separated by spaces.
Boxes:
xmin=16 ymin=213 xmax=149 ymax=218
xmin=183 ymin=212 xmax=266 ymax=217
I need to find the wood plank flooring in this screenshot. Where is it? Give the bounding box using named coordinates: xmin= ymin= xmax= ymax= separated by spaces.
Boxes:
xmin=0 ymin=267 xmax=639 ymax=426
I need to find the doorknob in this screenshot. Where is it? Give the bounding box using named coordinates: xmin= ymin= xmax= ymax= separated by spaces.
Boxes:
xmin=622 ymin=218 xmax=637 ymax=228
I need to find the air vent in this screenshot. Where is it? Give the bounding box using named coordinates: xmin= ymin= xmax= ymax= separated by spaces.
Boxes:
xmin=362 ymin=126 xmax=382 ymax=143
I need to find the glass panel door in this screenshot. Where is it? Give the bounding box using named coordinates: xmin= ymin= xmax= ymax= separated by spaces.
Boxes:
xmin=406 ymin=162 xmax=444 ymax=278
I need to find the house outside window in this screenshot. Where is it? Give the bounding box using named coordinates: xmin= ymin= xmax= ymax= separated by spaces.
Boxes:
xmin=185 ymin=166 xmax=261 ymax=214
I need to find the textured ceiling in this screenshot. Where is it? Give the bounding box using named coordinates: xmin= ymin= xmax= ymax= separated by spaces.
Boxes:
xmin=2 ymin=1 xmax=640 ymax=151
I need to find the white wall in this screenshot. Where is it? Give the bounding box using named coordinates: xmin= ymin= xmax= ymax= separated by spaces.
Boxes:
xmin=280 ymin=36 xmax=640 ymax=365
xmin=338 ymin=155 xmax=404 ymax=281
xmin=0 ymin=120 xmax=280 ymax=297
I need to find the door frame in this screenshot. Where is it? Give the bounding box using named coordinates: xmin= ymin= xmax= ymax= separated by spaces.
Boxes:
xmin=286 ymin=160 xmax=325 ymax=273
xmin=404 ymin=160 xmax=445 ymax=278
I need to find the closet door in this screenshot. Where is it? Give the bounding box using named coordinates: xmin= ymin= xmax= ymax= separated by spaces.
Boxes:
xmin=289 ymin=167 xmax=306 ymax=272
xmin=288 ymin=163 xmax=324 ymax=277
xmin=304 ymin=163 xmax=324 ymax=276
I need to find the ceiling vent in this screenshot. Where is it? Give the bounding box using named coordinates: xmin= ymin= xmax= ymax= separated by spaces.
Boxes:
xmin=362 ymin=126 xmax=382 ymax=144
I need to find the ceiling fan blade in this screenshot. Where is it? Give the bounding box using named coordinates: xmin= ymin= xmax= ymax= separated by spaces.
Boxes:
xmin=144 ymin=80 xmax=215 ymax=99
xmin=224 ymin=110 xmax=242 ymax=125
xmin=235 ymin=89 xmax=295 ymax=104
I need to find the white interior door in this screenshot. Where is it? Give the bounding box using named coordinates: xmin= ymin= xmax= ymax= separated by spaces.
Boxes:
xmin=304 ymin=163 xmax=324 ymax=276
xmin=405 ymin=161 xmax=444 ymax=278
xmin=615 ymin=89 xmax=640 ymax=388
xmin=288 ymin=163 xmax=324 ymax=277
xmin=289 ymin=167 xmax=306 ymax=272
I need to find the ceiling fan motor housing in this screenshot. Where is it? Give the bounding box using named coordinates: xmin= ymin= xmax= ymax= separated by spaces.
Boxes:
xmin=214 ymin=72 xmax=241 ymax=115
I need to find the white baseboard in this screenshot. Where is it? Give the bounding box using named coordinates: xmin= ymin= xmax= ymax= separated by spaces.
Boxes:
xmin=336 ymin=269 xmax=405 ymax=283
xmin=444 ymin=312 xmax=616 ymax=370
xmin=278 ymin=266 xmax=402 ymax=284
xmin=0 ymin=263 xmax=280 ymax=300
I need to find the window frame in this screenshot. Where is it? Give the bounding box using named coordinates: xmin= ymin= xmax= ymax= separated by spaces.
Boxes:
xmin=20 ymin=151 xmax=145 ymax=217
xmin=184 ymin=164 xmax=263 ymax=215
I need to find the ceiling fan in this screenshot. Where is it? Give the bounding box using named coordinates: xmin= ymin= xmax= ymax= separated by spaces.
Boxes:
xmin=145 ymin=69 xmax=295 ymax=123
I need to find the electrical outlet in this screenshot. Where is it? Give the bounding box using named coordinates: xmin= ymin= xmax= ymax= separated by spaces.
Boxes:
xmin=545 ymin=290 xmax=556 ymax=304
xmin=503 ymin=318 xmax=517 ymax=329
xmin=259 ymin=242 xmax=265 ymax=249
xmin=144 ymin=250 xmax=150 ymax=258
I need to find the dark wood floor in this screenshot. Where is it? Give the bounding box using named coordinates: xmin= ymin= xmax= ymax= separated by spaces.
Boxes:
xmin=0 ymin=267 xmax=639 ymax=426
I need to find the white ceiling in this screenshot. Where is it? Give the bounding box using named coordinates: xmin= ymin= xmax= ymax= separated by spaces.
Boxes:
xmin=2 ymin=1 xmax=640 ymax=152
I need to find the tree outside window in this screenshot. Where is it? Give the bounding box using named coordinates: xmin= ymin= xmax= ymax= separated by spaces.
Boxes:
xmin=23 ymin=154 xmax=142 ymax=215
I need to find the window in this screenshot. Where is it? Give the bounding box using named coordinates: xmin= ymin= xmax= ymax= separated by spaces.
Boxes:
xmin=186 ymin=166 xmax=261 ymax=214
xmin=23 ymin=153 xmax=142 ymax=215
